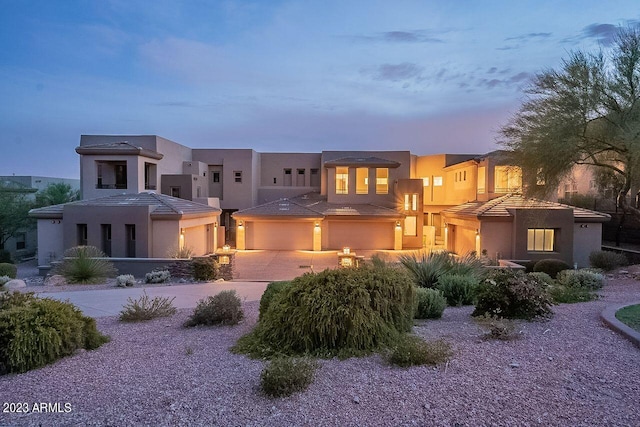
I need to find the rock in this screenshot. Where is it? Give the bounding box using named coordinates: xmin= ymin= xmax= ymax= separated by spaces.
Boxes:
xmin=4 ymin=279 xmax=26 ymax=289
xmin=509 ymin=362 xmax=520 ymax=368
xmin=353 ymin=396 xmax=360 ymax=404
xmin=44 ymin=274 xmax=67 ymax=286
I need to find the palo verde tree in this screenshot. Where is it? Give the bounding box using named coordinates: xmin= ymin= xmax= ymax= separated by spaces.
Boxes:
xmin=0 ymin=184 xmax=34 ymax=250
xmin=500 ymin=27 xmax=640 ymax=220
xmin=34 ymin=182 xmax=80 ymax=207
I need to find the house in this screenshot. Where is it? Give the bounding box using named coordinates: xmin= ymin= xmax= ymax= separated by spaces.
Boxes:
xmin=29 ymin=134 xmax=609 ymax=269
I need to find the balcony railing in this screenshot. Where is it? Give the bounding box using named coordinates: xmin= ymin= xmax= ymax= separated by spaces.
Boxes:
xmin=145 ymin=184 xmax=157 ymax=190
xmin=96 ymin=184 xmax=127 ymax=189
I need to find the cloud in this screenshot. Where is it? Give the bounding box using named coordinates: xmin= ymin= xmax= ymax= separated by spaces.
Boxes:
xmin=347 ymin=29 xmax=447 ymax=44
xmin=476 ymin=71 xmax=531 ymax=90
xmin=372 ymin=63 xmax=424 ymax=82
xmin=581 ymin=23 xmax=619 ymax=45
xmin=505 ymin=32 xmax=552 ymax=42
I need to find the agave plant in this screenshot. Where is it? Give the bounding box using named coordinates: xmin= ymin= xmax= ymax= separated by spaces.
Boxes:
xmin=55 ymin=246 xmax=117 ymax=284
xmin=400 ymin=250 xmax=486 ymax=288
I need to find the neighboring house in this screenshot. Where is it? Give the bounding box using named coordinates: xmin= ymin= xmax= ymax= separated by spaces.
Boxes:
xmin=0 ymin=176 xmax=79 ymax=262
xmin=30 ymin=134 xmax=609 ymax=269
xmin=29 ymin=192 xmax=221 ymax=267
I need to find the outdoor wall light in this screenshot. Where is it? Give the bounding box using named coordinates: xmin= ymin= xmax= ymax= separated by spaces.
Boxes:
xmin=222 ymin=244 xmax=231 ymax=252
xmin=180 ymin=228 xmax=185 ymax=235
xmin=314 ymin=222 xmax=320 ymax=228
xmin=219 ymin=255 xmax=230 ymax=265
xmin=475 ymin=229 xmax=479 ymax=236
xmin=395 ymin=221 xmax=401 ymax=228
xmin=343 ymin=247 xmax=350 ymax=254
xmin=238 ymin=221 xmax=244 ymax=228
xmin=214 ymin=222 xmax=218 ymax=228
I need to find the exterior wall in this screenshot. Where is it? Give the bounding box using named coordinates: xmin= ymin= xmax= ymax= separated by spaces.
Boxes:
xmin=179 ymin=215 xmax=221 ymax=255
xmin=36 ymin=219 xmax=64 ymax=266
xmin=257 ymin=153 xmax=322 ymax=204
xmin=512 ymin=208 xmax=574 ymax=265
xmin=152 ymin=220 xmax=180 ymax=258
xmin=573 ymin=222 xmax=603 ymax=268
xmin=325 ymin=220 xmax=395 ymax=250
xmin=245 ymin=220 xmax=314 ymax=250
xmin=80 ymin=154 xmax=143 ymax=199
xmin=160 ymin=174 xmax=207 ymax=200
xmin=478 ymin=221 xmax=513 ymax=260
xmin=63 ymin=205 xmax=152 ymax=258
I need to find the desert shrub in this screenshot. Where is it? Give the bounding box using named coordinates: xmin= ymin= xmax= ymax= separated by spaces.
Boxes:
xmin=116 ymin=274 xmax=136 ymax=287
xmin=0 ymin=263 xmax=17 ymax=279
xmin=119 ymin=291 xmax=176 ymax=322
xmin=548 ymin=284 xmax=597 ymax=304
xmin=192 ymin=258 xmax=219 ymax=281
xmin=55 ymin=246 xmax=116 ymax=284
xmin=474 ymin=314 xmax=519 ymax=341
xmin=0 ymin=250 xmax=12 ymax=264
xmin=589 ymin=250 xmax=628 ymax=271
xmin=233 ymin=266 xmax=415 ymax=358
xmin=145 ymin=270 xmax=171 ymax=284
xmin=436 ymin=274 xmax=478 ymax=306
xmin=184 ymin=290 xmax=244 ymax=327
xmin=0 ymin=276 xmax=11 ymax=286
xmin=414 ymin=288 xmax=446 ymax=319
xmin=259 ymin=281 xmax=292 ymax=320
xmin=473 ymin=269 xmax=553 ymax=320
xmin=370 ymin=253 xmax=390 ymax=269
xmin=523 ymin=260 xmax=538 ymax=273
xmin=260 ymin=357 xmax=318 ymax=397
xmin=400 ymin=251 xmax=485 ymax=289
xmin=386 ymin=335 xmax=452 ymax=367
xmin=0 ymin=292 xmax=109 ymax=374
xmin=527 ymin=272 xmax=555 ymax=287
xmin=168 ymin=246 xmax=194 ymax=259
xmin=557 ymin=269 xmax=604 ymax=290
xmin=533 ymin=259 xmax=571 ymax=279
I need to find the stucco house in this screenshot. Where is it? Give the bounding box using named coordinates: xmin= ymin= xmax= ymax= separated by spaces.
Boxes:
xmin=29 ymin=134 xmax=610 ymax=269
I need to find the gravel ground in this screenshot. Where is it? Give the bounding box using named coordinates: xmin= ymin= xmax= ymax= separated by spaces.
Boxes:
xmin=1 ymin=276 xmax=639 ymax=427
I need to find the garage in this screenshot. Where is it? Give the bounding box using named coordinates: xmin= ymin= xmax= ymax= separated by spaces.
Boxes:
xmin=326 ymin=220 xmax=394 ymax=250
xmin=245 ymin=220 xmax=314 ymax=250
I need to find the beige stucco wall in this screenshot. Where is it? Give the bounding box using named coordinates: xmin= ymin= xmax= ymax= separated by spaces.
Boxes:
xmin=477 ymin=221 xmax=513 ymax=260
xmin=36 ymin=219 xmax=65 ymax=265
xmin=512 ymin=208 xmax=574 ymax=265
xmin=152 ymin=220 xmax=179 ymax=258
xmin=573 ymin=222 xmax=603 ymax=268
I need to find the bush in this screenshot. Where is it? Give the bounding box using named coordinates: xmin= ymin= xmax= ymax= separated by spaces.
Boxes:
xmin=0 ymin=292 xmax=109 ymax=374
xmin=55 ymin=246 xmax=116 ymax=284
xmin=260 ymin=357 xmax=318 ymax=397
xmin=192 ymin=258 xmax=219 ymax=281
xmin=233 ymin=266 xmax=415 ymax=358
xmin=259 ymin=281 xmax=292 ymax=320
xmin=0 ymin=276 xmax=11 ymax=286
xmin=474 ymin=314 xmax=519 ymax=341
xmin=533 ymin=259 xmax=571 ymax=279
xmin=0 ymin=250 xmax=12 ymax=264
xmin=119 ymin=291 xmax=177 ymax=322
xmin=184 ymin=290 xmax=244 ymax=327
xmin=116 ymin=274 xmax=136 ymax=287
xmin=168 ymin=246 xmax=194 ymax=259
xmin=145 ymin=270 xmax=171 ymax=284
xmin=527 ymin=272 xmax=555 ymax=287
xmin=414 ymin=288 xmax=446 ymax=319
xmin=589 ymin=250 xmax=628 ymax=271
xmin=400 ymin=251 xmax=485 ymax=289
xmin=548 ymin=284 xmax=597 ymax=304
xmin=436 ymin=274 xmax=478 ymax=306
xmin=557 ymin=269 xmax=604 ymax=290
xmin=386 ymin=335 xmax=452 ymax=367
xmin=0 ymin=263 xmax=17 ymax=279
xmin=473 ymin=269 xmax=553 ymax=320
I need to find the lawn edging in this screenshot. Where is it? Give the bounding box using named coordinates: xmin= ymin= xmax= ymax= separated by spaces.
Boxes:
xmin=601 ymin=301 xmax=640 ymax=349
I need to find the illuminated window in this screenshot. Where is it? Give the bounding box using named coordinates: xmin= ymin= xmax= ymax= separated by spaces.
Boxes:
xmin=412 ymin=194 xmax=418 ymax=210
xmin=404 ymin=194 xmax=410 ymax=210
xmin=404 ymin=216 xmax=417 ymax=236
xmin=376 ymin=168 xmax=388 ymax=194
xmin=356 ymin=167 xmax=368 ymax=194
xmin=536 ymin=168 xmax=546 ymax=186
xmin=422 ymin=177 xmax=430 ymax=186
xmin=433 ymin=176 xmax=443 ymax=186
xmin=527 ymin=228 xmax=555 ymax=252
xmin=477 ymin=166 xmax=486 ymax=194
xmin=495 ymin=166 xmax=522 ymax=193
xmin=336 ymin=167 xmax=349 ymax=194
xmin=404 ymin=194 xmax=419 ymax=211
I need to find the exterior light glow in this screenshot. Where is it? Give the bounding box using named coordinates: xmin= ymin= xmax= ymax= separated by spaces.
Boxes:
xmin=222 ymin=244 xmax=231 ymax=252
xmin=343 ymin=247 xmax=350 ymax=254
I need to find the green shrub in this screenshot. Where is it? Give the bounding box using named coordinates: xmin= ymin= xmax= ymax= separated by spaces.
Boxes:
xmin=192 ymin=258 xmax=219 ymax=281
xmin=473 ymin=269 xmax=553 ymax=320
xmin=55 ymin=246 xmax=116 ymax=284
xmin=400 ymin=251 xmax=485 ymax=288
xmin=557 ymin=269 xmax=604 ymax=290
xmin=533 ymin=259 xmax=571 ymax=279
xmin=116 ymin=274 xmax=136 ymax=287
xmin=0 ymin=250 xmax=12 ymax=264
xmin=370 ymin=253 xmax=390 ymax=269
xmin=0 ymin=263 xmax=17 ymax=279
xmin=0 ymin=292 xmax=109 ymax=374
xmin=386 ymin=335 xmax=453 ymax=367
xmin=119 ymin=291 xmax=177 ymax=322
xmin=436 ymin=274 xmax=478 ymax=306
xmin=414 ymin=288 xmax=446 ymax=319
xmin=260 ymin=357 xmax=318 ymax=397
xmin=527 ymin=271 xmax=555 ymax=287
xmin=145 ymin=270 xmax=171 ymax=284
xmin=168 ymin=246 xmax=194 ymax=259
xmin=233 ymin=266 xmax=415 ymax=358
xmin=589 ymin=250 xmax=628 ymax=271
xmin=184 ymin=290 xmax=244 ymax=327
xmin=548 ymin=284 xmax=597 ymax=304
xmin=0 ymin=276 xmax=11 ymax=286
xmin=474 ymin=314 xmax=519 ymax=341
xmin=259 ymin=281 xmax=292 ymax=320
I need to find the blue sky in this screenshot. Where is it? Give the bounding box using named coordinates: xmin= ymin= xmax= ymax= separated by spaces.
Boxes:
xmin=1 ymin=1 xmax=639 ymax=179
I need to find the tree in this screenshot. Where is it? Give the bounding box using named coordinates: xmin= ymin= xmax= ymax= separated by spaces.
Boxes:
xmin=0 ymin=185 xmax=34 ymax=249
xmin=34 ymin=182 xmax=80 ymax=207
xmin=500 ymin=27 xmax=640 ymax=220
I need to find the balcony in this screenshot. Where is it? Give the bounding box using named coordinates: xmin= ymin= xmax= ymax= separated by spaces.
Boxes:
xmin=96 ymin=183 xmax=127 ymax=189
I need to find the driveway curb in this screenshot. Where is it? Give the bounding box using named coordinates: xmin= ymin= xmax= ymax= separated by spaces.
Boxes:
xmin=601 ymin=301 xmax=640 ymax=349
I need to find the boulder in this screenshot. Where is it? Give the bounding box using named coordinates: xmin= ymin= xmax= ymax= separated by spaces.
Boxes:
xmin=5 ymin=279 xmax=26 ymax=289
xmin=44 ymin=274 xmax=67 ymax=287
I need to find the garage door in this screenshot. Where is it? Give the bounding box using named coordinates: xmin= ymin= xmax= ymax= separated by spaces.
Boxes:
xmin=246 ymin=221 xmax=313 ymax=250
xmin=327 ymin=220 xmax=394 ymax=250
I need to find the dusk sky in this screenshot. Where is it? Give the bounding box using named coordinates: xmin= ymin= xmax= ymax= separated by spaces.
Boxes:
xmin=1 ymin=1 xmax=639 ymax=179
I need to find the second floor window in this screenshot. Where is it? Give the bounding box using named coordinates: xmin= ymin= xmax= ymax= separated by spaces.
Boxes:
xmin=356 ymin=167 xmax=368 ymax=194
xmin=495 ymin=166 xmax=522 ymax=193
xmin=376 ymin=168 xmax=388 ymax=194
xmin=336 ymin=167 xmax=348 ymax=194
xmin=234 ymin=171 xmax=242 ymax=183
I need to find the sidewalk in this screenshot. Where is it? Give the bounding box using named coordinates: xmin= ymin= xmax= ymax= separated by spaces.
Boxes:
xmin=40 ymin=281 xmax=269 ymax=318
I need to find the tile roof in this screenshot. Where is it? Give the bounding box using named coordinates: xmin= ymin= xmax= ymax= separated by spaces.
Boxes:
xmin=75 ymin=142 xmax=164 ymax=160
xmin=323 ymin=156 xmax=401 ymax=168
xmin=29 ymin=192 xmax=220 ymax=219
xmin=441 ymin=193 xmax=610 ymax=222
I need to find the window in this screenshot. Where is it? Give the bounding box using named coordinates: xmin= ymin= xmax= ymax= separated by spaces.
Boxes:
xmin=404 ymin=216 xmax=417 ymax=236
xmin=404 ymin=194 xmax=410 ymax=210
xmin=234 ymin=171 xmax=242 ymax=183
xmin=463 ymin=171 xmax=466 ymax=181
xmin=412 ymin=194 xmax=418 ymax=210
xmin=376 ymin=168 xmax=388 ymax=194
xmin=495 ymin=166 xmax=522 ymax=193
xmin=477 ymin=167 xmax=486 ymax=194
xmin=433 ymin=176 xmax=443 ymax=186
xmin=170 ymin=187 xmax=181 ymax=198
xmin=310 ymin=168 xmax=320 ymax=187
xmin=536 ymin=168 xmax=546 ymax=186
xmin=115 ymin=164 xmax=127 ymax=189
xmin=336 ymin=167 xmax=348 ymax=194
xmin=422 ymin=177 xmax=430 ymax=186
xmin=404 ymin=194 xmax=419 ymax=211
xmin=15 ymin=233 xmax=26 ymax=250
xmin=77 ymin=224 xmax=88 ymax=246
xmin=356 ymin=167 xmax=368 ymax=194
xmin=527 ymin=228 xmax=555 ymax=252
xmin=212 ymin=172 xmax=220 ymax=183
